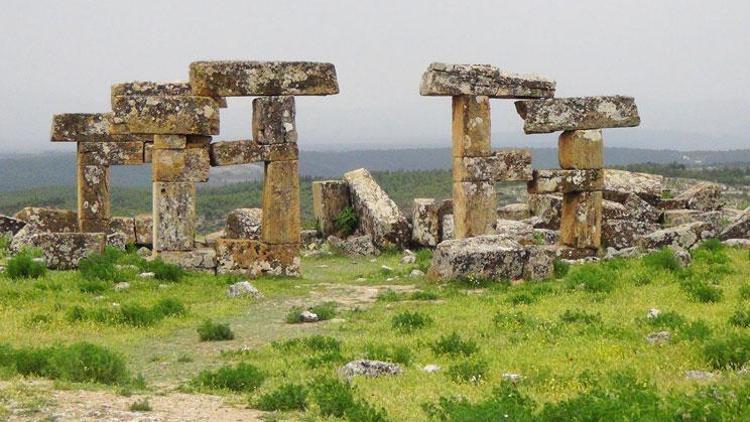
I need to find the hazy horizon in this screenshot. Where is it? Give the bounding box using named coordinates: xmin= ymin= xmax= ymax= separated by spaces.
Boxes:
xmin=1 ymin=0 xmax=748 ymax=152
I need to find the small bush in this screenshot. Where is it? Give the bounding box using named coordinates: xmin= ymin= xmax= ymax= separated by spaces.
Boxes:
xmin=391 ymin=311 xmax=432 ymax=333
xmin=431 ymin=332 xmax=478 ymax=357
xmin=704 ymin=334 xmax=750 ymax=369
xmin=197 ymin=320 xmax=235 ymax=341
xmin=142 ymin=258 xmax=184 ymax=282
xmin=739 ymin=284 xmax=750 ymax=300
xmin=560 ymin=310 xmax=602 ymax=325
xmin=256 ymin=383 xmax=308 ymax=411
xmin=629 ymin=270 xmax=653 ymax=286
xmin=310 ymin=302 xmax=337 ymax=320
xmin=129 ymin=398 xmax=152 ymax=412
xmin=78 ymin=278 xmax=109 ymax=294
xmin=345 ymin=401 xmax=390 ymax=422
xmin=506 ymin=292 xmax=537 ymax=305
xmin=415 ymin=248 xmax=433 ymax=273
xmin=681 ymin=279 xmax=723 ymax=303
xmin=78 ymin=247 xmax=126 ymax=282
xmin=376 ymin=289 xmax=401 ymax=302
xmin=646 ymin=311 xmax=686 ymax=330
xmin=448 ymin=359 xmax=488 ymax=383
xmin=5 ymin=249 xmax=46 ymax=279
xmin=681 ymin=320 xmax=712 ymax=341
xmin=553 ymin=259 xmax=570 ymax=278
xmin=273 ymin=335 xmax=341 ymax=353
xmin=311 ymin=377 xmax=355 ymax=418
xmin=423 ymin=382 xmax=534 ymax=420
xmin=364 ymin=343 xmax=412 ymax=365
xmin=493 ymin=311 xmax=533 ymax=329
xmin=565 ymin=264 xmax=616 ymax=293
xmin=304 ymin=351 xmax=347 ymax=369
xmin=66 ymin=298 xmax=186 ymax=327
xmin=334 ymin=206 xmax=359 ymax=237
xmin=730 ymin=309 xmax=750 ymax=328
xmin=410 ymin=290 xmax=439 ymax=301
xmin=194 ymin=363 xmax=265 ymax=392
xmin=643 ymin=248 xmax=682 ymax=272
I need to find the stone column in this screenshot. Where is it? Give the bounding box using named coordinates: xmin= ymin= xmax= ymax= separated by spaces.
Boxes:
xmin=76 ymin=147 xmax=110 ymax=233
xmin=451 ymin=95 xmax=495 ymax=238
xmin=558 ymin=130 xmax=603 ymax=249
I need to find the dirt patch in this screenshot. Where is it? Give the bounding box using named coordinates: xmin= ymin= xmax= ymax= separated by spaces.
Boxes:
xmin=301 ymin=283 xmax=419 ymax=308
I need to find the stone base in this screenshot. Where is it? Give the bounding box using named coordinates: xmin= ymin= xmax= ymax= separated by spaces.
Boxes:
xmin=24 ymin=232 xmax=106 ymax=270
xmin=215 ymin=239 xmax=300 ymax=277
xmin=158 ymin=248 xmax=217 ymax=273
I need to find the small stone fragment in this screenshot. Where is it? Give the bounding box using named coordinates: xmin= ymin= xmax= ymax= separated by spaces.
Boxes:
xmin=227 ymin=281 xmax=263 ymax=299
xmin=339 ymin=360 xmax=402 ymax=379
xmin=299 ymin=310 xmax=319 ymax=323
xmin=646 ymin=331 xmax=671 ymax=345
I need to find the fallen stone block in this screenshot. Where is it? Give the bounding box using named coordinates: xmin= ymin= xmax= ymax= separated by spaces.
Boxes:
xmin=558 ymin=130 xmax=603 ymax=169
xmin=225 ymin=208 xmax=262 ymax=239
xmin=560 ymin=191 xmax=602 ymax=249
xmin=108 ymin=216 xmax=136 ymax=246
xmin=604 ymin=169 xmax=663 ymax=204
xmin=495 ymin=219 xmax=539 ymax=246
xmin=327 ymin=235 xmax=379 ymax=256
xmin=208 ymin=140 xmax=298 ymax=166
xmin=0 ymin=215 xmax=26 ymax=237
xmin=528 ymin=169 xmax=604 ymax=194
xmin=663 ymin=209 xmax=702 ymax=227
xmin=262 ymin=160 xmax=301 ymax=244
xmin=340 ymin=360 xmax=401 ymax=379
xmin=24 ymin=232 xmax=106 ymax=270
xmin=215 ymin=239 xmax=300 ymax=277
xmin=719 ymin=208 xmax=750 ymax=240
xmin=497 ymin=203 xmax=530 ymax=221
xmin=428 ymin=235 xmax=529 ymax=280
xmin=252 ymin=96 xmax=297 ymax=144
xmin=515 ymin=96 xmax=640 ymax=134
xmin=673 ymin=182 xmax=724 ymax=211
xmin=312 ymin=180 xmax=351 ymax=237
xmin=159 ymin=248 xmax=217 ymax=272
xmin=453 ymin=150 xmax=532 ymax=182
xmin=602 ymin=219 xmax=658 ymax=250
xmin=51 ymin=113 xmax=150 ymax=143
xmin=451 ymin=95 xmax=491 ymax=158
xmin=13 ymin=207 xmax=77 ymax=233
xmin=79 ymin=141 xmax=144 ymax=166
xmin=527 ymin=194 xmax=562 ymax=229
xmin=441 ymin=214 xmax=454 ymax=241
xmin=189 ymin=61 xmax=339 ymax=97
xmin=411 ymin=198 xmax=441 ymax=247
xmin=420 ymin=63 xmax=555 ymax=98
xmin=602 ymin=200 xmax=629 ymax=221
xmin=152 ymin=147 xmax=210 ymax=182
xmin=134 ymin=214 xmax=153 ymax=245
xmin=153 ymin=182 xmax=196 ymax=251
xmin=624 ymin=193 xmax=662 ymax=223
xmin=453 ymin=181 xmax=496 ymax=238
xmin=638 ymin=222 xmax=712 ymax=250
xmin=111 ymin=95 xmax=220 ymax=135
xmin=343 ymin=168 xmax=410 ymax=247
xmin=523 ymin=246 xmax=556 ymax=280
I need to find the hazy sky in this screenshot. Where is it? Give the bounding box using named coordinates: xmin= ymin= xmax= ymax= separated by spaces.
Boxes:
xmin=0 ymin=0 xmax=748 ymax=152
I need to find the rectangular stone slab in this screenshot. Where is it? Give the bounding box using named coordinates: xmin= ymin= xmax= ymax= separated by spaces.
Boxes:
xmin=25 ymin=232 xmax=106 ymax=270
xmin=262 ymin=160 xmax=301 ymax=244
xmin=189 ymin=61 xmax=339 ymax=97
xmin=78 ymin=141 xmax=144 ymax=166
xmin=111 ymin=81 xmax=227 ymax=108
xmin=51 ymin=113 xmax=150 ymax=143
xmin=153 ymin=182 xmax=196 ymax=251
xmin=453 ymin=149 xmax=532 ymax=182
xmin=252 ymin=96 xmax=297 ymax=144
xmin=312 ymin=180 xmax=350 ymax=237
xmin=215 ymin=239 xmax=300 ymax=277
xmin=209 ymin=140 xmax=298 ymax=166
xmin=411 ymin=198 xmax=440 ymax=247
xmin=152 ymin=148 xmax=210 ymax=182
xmin=527 ymin=169 xmax=604 ymax=194
xmin=515 ymin=96 xmax=640 ymax=134
xmin=111 ymin=95 xmax=220 ymax=135
xmin=560 ymin=191 xmax=602 ymax=249
xmin=420 ymin=63 xmax=555 ymax=98
xmin=453 ymin=181 xmax=496 ymax=238
xmin=558 ymin=130 xmax=603 ymax=169
xmin=452 ymin=95 xmax=491 ymax=158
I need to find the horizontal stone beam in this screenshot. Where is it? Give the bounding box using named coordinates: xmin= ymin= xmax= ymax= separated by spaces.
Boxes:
xmin=111 ymin=95 xmax=220 ymax=135
xmin=78 ymin=141 xmax=145 ymax=166
xmin=111 ymin=81 xmax=227 ymax=108
xmin=51 ymin=113 xmax=150 ymax=143
xmin=453 ymin=149 xmax=532 ymax=182
xmin=189 ymin=61 xmax=340 ymax=97
xmin=515 ymin=96 xmax=640 ymax=134
xmin=527 ymin=169 xmax=604 ymax=194
xmin=420 ymin=63 xmax=555 ymax=98
xmin=208 ymin=140 xmax=298 ymax=166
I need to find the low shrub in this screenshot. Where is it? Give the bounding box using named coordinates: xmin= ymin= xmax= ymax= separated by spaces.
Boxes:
xmin=415 ymin=248 xmax=433 ymax=273
xmin=5 ymin=248 xmax=46 ymax=279
xmin=129 ymin=398 xmax=152 ymax=412
xmin=646 ymin=311 xmax=686 ymax=330
xmin=493 ymin=311 xmax=533 ymax=329
xmin=430 ymin=332 xmax=478 ymax=357
xmin=410 ymin=290 xmax=439 ymax=301
xmin=66 ymin=298 xmax=186 ymax=327
xmin=565 ymin=264 xmax=616 ymax=293
xmin=506 ymin=292 xmax=537 ymax=305
xmin=553 ymin=259 xmax=570 ymax=278
xmin=560 ymin=309 xmax=602 ymax=325
xmin=311 ymin=377 xmax=355 ymax=418
xmin=739 ymin=284 xmax=750 ymax=300
xmin=78 ymin=247 xmax=126 ymax=282
xmin=447 ymin=359 xmax=488 ymax=383
xmin=643 ymin=248 xmax=682 ymax=272
xmin=272 ymin=335 xmax=341 ymax=353
xmin=704 ymin=334 xmax=750 ymax=369
xmin=256 ymin=383 xmax=308 ymax=411
xmin=142 ymin=258 xmax=184 ymax=282
xmin=629 ymin=270 xmax=653 ymax=286
xmin=730 ymin=309 xmax=750 ymax=328
xmin=364 ymin=343 xmax=412 ymax=365
xmin=193 ymin=363 xmax=265 ymax=392
xmin=391 ymin=311 xmax=432 ymax=333
xmin=334 ymin=206 xmax=358 ymax=237
xmin=681 ymin=279 xmax=723 ymax=303
xmin=304 ymin=350 xmax=348 ymax=369
xmin=197 ymin=320 xmax=235 ymax=341
xmin=423 ymin=382 xmax=534 ymax=420
xmin=78 ymin=278 xmax=109 ymax=294
xmin=376 ymin=289 xmax=401 ymax=302
xmin=680 ymin=320 xmax=712 ymax=341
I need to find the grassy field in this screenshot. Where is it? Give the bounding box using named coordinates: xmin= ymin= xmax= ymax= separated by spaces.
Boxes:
xmin=3 ymin=242 xmax=750 ymax=420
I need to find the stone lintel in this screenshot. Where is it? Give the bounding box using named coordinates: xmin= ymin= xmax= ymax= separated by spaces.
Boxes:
xmin=527 ymin=169 xmax=604 ymax=194
xmin=78 ymin=141 xmax=145 ymax=166
xmin=208 ymin=140 xmax=298 ymax=166
xmin=111 ymin=81 xmax=227 ymax=108
xmin=515 ymin=96 xmax=640 ymax=134
xmin=111 ymin=95 xmax=220 ymax=135
xmin=420 ymin=63 xmax=555 ymax=98
xmin=51 ymin=113 xmax=150 ymax=143
xmin=453 ymin=149 xmax=532 ymax=182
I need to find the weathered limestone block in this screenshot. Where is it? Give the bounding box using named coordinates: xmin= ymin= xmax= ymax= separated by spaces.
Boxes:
xmin=262 ymin=160 xmax=301 ymax=244
xmin=441 ymin=214 xmax=455 ymax=241
xmin=673 ymin=182 xmax=724 ymax=211
xmin=159 ymin=248 xmax=217 ymax=272
xmin=215 ymin=239 xmax=300 ymax=277
xmin=515 ymin=96 xmax=640 ymax=134
xmin=312 ymin=180 xmax=351 ymax=236
xmin=602 ymin=219 xmax=658 ymax=250
xmin=624 ymin=193 xmax=662 ymax=223
xmin=411 ymin=198 xmax=440 ymax=247
xmin=663 ymin=210 xmax=701 ymax=227
xmin=527 ymin=194 xmax=562 ymax=229
xmin=107 ymin=232 xmax=128 ymax=250
xmin=420 ymin=63 xmax=555 ymax=98
xmin=134 ymin=214 xmax=153 ymax=245
xmin=152 ymin=148 xmax=210 ymax=182
xmin=51 ymin=113 xmax=149 ymax=143
xmin=252 ymin=96 xmax=297 ymax=144
xmin=498 ymin=203 xmax=530 ymax=221
xmin=187 ymin=135 xmax=213 ymax=148
xmin=523 ymin=246 xmax=556 ymax=280
xmin=343 ymin=168 xmax=410 ymax=247
xmin=453 ymin=181 xmax=496 ymax=238
xmin=639 ymin=222 xmax=712 ymax=250
xmin=153 ymin=182 xmax=196 ymax=251
xmin=225 ymin=208 xmax=263 ymax=239
xmin=495 ymin=219 xmax=535 ymax=245
xmin=453 ymin=150 xmax=532 ymax=181
xmin=189 ymin=61 xmax=339 ymax=97
xmin=111 ymin=81 xmax=227 ymax=108
xmin=560 ymin=191 xmax=602 ymax=249
xmin=208 ymin=140 xmax=298 ymax=166
xmin=719 ymin=208 xmax=750 ymax=240
xmin=602 ymin=200 xmax=629 ymax=221
xmin=153 ymin=134 xmax=187 ymax=149
xmin=528 ymin=169 xmax=604 ymax=194
xmin=558 ymin=130 xmax=603 ymax=169
xmin=76 ymin=163 xmax=110 ymax=231
xmin=452 ymin=95 xmax=491 ymax=158
xmin=0 ymin=215 xmax=26 ymax=237
xmin=604 ymin=169 xmax=663 ymax=204
xmin=78 ymin=142 xmax=144 ymax=166
xmin=24 ymin=232 xmax=106 ymax=270
xmin=327 ymin=235 xmax=379 ymax=257
xmin=13 ymin=207 xmax=77 ymax=233
xmin=111 ymin=96 xmax=220 ymax=135
xmin=108 ymin=216 xmax=137 ymax=246
xmin=428 ymin=235 xmax=528 ymax=280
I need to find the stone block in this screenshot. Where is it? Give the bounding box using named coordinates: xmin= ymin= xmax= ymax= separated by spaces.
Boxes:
xmin=51 ymin=113 xmax=149 ymax=143
xmin=602 ymin=219 xmax=658 ymax=250
xmin=638 ymin=222 xmax=711 ymax=250
xmin=420 ymin=63 xmax=555 ymax=98
xmin=452 ymin=95 xmax=491 ymax=158
xmin=624 ymin=193 xmax=662 ymax=223
xmin=0 ymin=215 xmax=26 ymax=237
xmin=13 ymin=207 xmax=77 ymax=233
xmin=428 ymin=235 xmax=527 ymax=280
xmin=153 ymin=182 xmax=196 ymax=251
xmin=159 ymin=248 xmax=217 ymax=272
xmin=24 ymin=232 xmax=106 ymax=270
xmin=262 ymin=160 xmax=301 ymax=244
xmin=527 ymin=194 xmax=562 ymax=229
xmin=134 ymin=214 xmax=153 ymax=245
xmin=225 ymin=208 xmax=262 ymax=239
xmin=77 ymin=163 xmax=110 ymax=225
xmin=153 ymin=134 xmax=187 ymax=149
xmin=78 ymin=142 xmax=144 ymax=166
xmin=411 ymin=198 xmax=440 ymax=247
xmin=208 ymin=140 xmax=298 ymax=166
xmin=189 ymin=61 xmax=339 ymax=97
xmin=497 ymin=203 xmax=530 ymax=221
xmin=719 ymin=208 xmax=750 ymax=240
xmin=187 ymin=135 xmax=213 ymax=148
xmin=604 ymin=169 xmax=663 ymax=204
xmin=673 ymin=182 xmax=724 ymax=211
xmin=558 ymin=130 xmax=603 ymax=169
xmin=152 ymin=148 xmax=210 ymax=182
xmin=111 ymin=95 xmax=220 ymax=135
xmin=453 ymin=181 xmax=496 ymax=238
xmin=215 ymin=239 xmax=300 ymax=277
xmin=343 ymin=168 xmax=411 ymax=247
xmin=523 ymin=246 xmax=556 ymax=280
xmin=560 ymin=191 xmax=602 ymax=249
xmin=453 ymin=149 xmax=532 ymax=181
xmin=111 ymin=81 xmax=227 ymax=109
xmin=528 ymin=169 xmax=604 ymax=194
xmin=602 ymin=199 xmax=629 ymax=221
xmin=108 ymin=216 xmax=137 ymax=245
xmin=252 ymin=96 xmax=297 ymax=144
xmin=312 ymin=180 xmax=351 ymax=236
xmin=441 ymin=214 xmax=455 ymax=241
xmin=515 ymin=96 xmax=640 ymax=134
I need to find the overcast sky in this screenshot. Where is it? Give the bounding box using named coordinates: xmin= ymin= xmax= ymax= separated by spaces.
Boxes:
xmin=0 ymin=0 xmax=748 ymax=152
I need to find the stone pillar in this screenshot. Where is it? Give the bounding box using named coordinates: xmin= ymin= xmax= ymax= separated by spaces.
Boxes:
xmin=558 ymin=130 xmax=603 ymax=249
xmin=262 ymin=159 xmax=300 ymax=244
xmin=76 ymin=146 xmax=110 ymax=233
xmin=451 ymin=95 xmax=495 ymax=238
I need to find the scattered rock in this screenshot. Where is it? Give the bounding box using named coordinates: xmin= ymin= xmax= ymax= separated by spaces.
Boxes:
xmin=137 ymin=247 xmax=151 ymax=258
xmin=604 ymin=169 xmax=663 ymax=204
xmin=114 ymin=282 xmax=130 ymax=291
xmin=647 ymin=308 xmax=661 ymax=319
xmin=108 ymin=216 xmax=137 ymax=245
xmin=719 ymin=208 xmax=750 ymax=240
xmin=497 ymin=203 xmax=530 ymax=221
xmin=340 ymin=360 xmax=402 ymax=379
xmin=501 ymin=373 xmax=523 ymax=383
xmin=227 ymin=281 xmax=263 ymax=299
xmin=18 ymin=232 xmax=106 ymax=270
xmin=0 ymin=214 xmax=26 ymax=237
xmin=410 ymin=269 xmax=425 ymax=278
xmin=138 ymin=272 xmax=155 ymax=279
xmin=13 ymin=207 xmax=77 ymax=233
xmin=723 ymin=239 xmax=750 ymax=248
xmin=423 ymin=364 xmax=441 ymax=373
xmin=646 ymin=331 xmax=671 ymax=345
xmin=603 ymin=246 xmax=642 ymax=260
xmin=638 ymin=222 xmax=711 ymax=250
xmin=299 ymin=310 xmax=319 ymax=323
xmin=670 ymin=246 xmax=692 ymax=268
xmin=527 ymin=194 xmax=562 ymax=229
xmin=327 ymin=235 xmax=379 ymax=257
xmin=429 ymin=235 xmax=528 ymax=281
xmin=412 ymin=198 xmax=441 ymax=247
xmin=106 ymin=232 xmax=128 ymax=251
xmin=674 ymin=182 xmax=724 ymax=211
xmin=400 ymin=249 xmax=416 ymax=264
xmin=685 ymin=370 xmax=716 ymax=381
